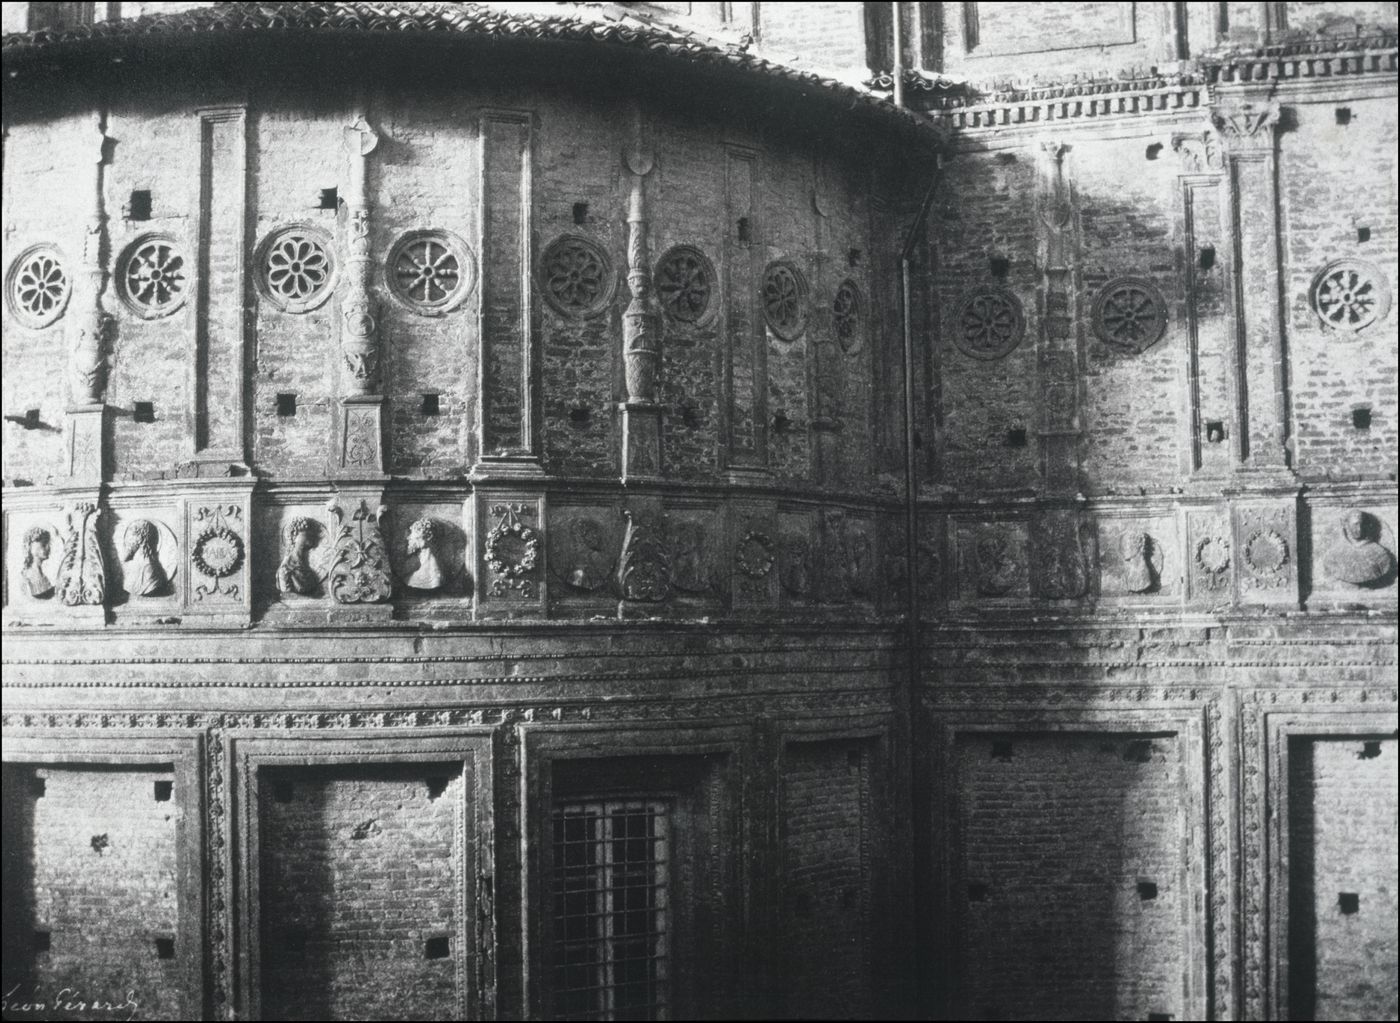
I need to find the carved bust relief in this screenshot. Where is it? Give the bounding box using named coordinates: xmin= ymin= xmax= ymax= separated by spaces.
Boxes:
xmin=121 ymin=518 xmax=173 ymax=598
xmin=1324 ymin=508 xmax=1396 ymax=588
xmin=404 ymin=517 xmax=445 ymax=592
xmin=276 ymin=516 xmax=322 ymax=598
xmin=21 ymin=525 xmax=56 ymax=599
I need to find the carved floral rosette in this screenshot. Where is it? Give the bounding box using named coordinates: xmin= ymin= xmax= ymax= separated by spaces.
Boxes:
xmin=735 ymin=531 xmax=775 ymax=579
xmin=1235 ymin=506 xmax=1296 ymax=601
xmin=324 ymin=499 xmax=392 ymax=604
xmin=485 ymin=503 xmax=542 ymax=599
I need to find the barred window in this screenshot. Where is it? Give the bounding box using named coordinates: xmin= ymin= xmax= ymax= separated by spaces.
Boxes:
xmin=552 ymin=799 xmax=671 ymax=1021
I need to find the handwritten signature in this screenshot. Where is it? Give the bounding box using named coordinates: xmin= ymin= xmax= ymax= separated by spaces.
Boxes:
xmin=2 ymin=984 xmax=140 ymax=1021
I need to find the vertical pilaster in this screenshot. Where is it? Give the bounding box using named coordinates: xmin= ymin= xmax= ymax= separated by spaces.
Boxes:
xmin=337 ymin=111 xmax=385 ymax=475
xmin=1172 ymin=130 xmax=1233 ymax=477
xmin=192 ymin=105 xmax=248 ymax=468
xmin=476 ymin=109 xmax=541 ymax=478
xmin=1215 ymin=96 xmax=1291 ymax=473
xmin=620 ymin=122 xmax=663 ymax=481
xmin=66 ymin=106 xmax=110 ymax=483
xmin=722 ymin=144 xmax=768 ymax=481
xmin=810 ymin=157 xmax=839 ymax=484
xmin=1034 ymin=141 xmax=1080 ymax=492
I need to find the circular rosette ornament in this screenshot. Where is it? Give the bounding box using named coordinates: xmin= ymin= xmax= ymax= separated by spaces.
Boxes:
xmin=1244 ymin=529 xmax=1289 ymax=586
xmin=952 ymin=290 xmax=1024 ymax=360
xmin=1310 ymin=259 xmax=1391 ymax=333
xmin=540 ymin=235 xmax=615 ymax=318
xmin=6 ymin=244 xmax=70 ymax=329
xmin=656 ymin=245 xmax=715 ymax=325
xmin=762 ymin=261 xmax=809 ymax=341
xmin=735 ymin=531 xmax=776 ymax=578
xmin=1194 ymin=534 xmax=1231 ymax=589
xmin=1092 ymin=276 xmax=1168 ymax=354
xmin=193 ymin=524 xmax=245 ymax=581
xmin=255 ymin=225 xmax=337 ymax=313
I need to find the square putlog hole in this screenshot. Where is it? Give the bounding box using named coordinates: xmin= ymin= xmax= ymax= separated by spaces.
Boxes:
xmin=155 ymin=936 xmax=175 ymax=960
xmin=989 ymin=738 xmax=1014 ymax=761
xmin=424 ymin=935 xmax=450 ymax=960
xmin=1137 ymin=880 xmax=1158 ymax=901
xmin=1338 ymin=892 xmax=1360 ymax=915
xmin=153 ymin=780 xmax=173 ymax=802
xmin=276 ymin=393 xmax=297 ymax=418
xmin=133 ymin=401 xmax=156 ymax=424
xmin=126 ymin=189 xmax=152 ymax=221
xmin=421 ymin=392 xmax=440 ymax=416
xmin=34 ymin=930 xmax=51 ymax=953
xmin=1352 ymin=407 xmax=1372 ymax=431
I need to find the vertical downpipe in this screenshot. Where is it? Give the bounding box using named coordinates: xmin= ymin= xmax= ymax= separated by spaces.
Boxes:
xmin=901 ymin=152 xmax=942 ymax=1014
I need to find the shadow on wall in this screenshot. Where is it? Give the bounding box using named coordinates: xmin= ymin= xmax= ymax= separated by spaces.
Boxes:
xmin=1 ymin=766 xmax=40 ymax=1007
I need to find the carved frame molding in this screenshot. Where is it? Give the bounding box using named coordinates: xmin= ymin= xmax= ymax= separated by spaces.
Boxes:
xmin=922 ymin=697 xmax=1221 ymax=1020
xmin=1 ymin=728 xmax=209 ymax=1021
xmin=225 ymin=729 xmax=495 ymax=1021
xmin=1239 ymin=692 xmax=1399 ymax=1021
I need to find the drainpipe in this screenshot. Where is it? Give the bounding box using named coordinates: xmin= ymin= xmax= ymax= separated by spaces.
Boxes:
xmin=891 ymin=1 xmax=906 ymax=108
xmin=899 ymin=152 xmax=941 ymax=1013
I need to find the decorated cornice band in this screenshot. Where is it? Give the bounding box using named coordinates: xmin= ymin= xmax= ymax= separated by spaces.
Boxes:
xmin=901 ymin=31 xmax=1397 ymax=132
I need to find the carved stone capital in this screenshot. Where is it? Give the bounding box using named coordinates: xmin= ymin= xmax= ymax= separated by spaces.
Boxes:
xmin=1210 ymin=99 xmax=1280 ymax=151
xmin=1171 ymin=130 xmax=1225 ymax=174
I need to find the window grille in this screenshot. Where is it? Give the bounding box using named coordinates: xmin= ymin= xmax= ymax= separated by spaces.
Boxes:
xmin=551 ymin=799 xmax=671 ymax=1021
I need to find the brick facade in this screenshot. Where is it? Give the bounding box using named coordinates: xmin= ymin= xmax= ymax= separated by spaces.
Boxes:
xmin=2 ymin=2 xmax=1397 ymax=1020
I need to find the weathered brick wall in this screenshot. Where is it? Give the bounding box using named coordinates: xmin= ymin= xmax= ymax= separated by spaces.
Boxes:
xmin=939 ymin=2 xmax=1171 ymax=82
xmin=954 ymin=731 xmax=1186 ymax=1021
xmin=2 ymin=102 xmax=98 ymax=482
xmin=1076 ymin=134 xmax=1184 ymax=489
xmin=1283 ymin=93 xmax=1400 ymax=480
xmin=756 ymin=3 xmax=867 ymax=70
xmin=258 ymin=764 xmax=462 ymax=1021
xmin=2 ymin=77 xmax=884 ymax=490
xmin=781 ymin=739 xmax=874 ymax=1018
xmin=100 ymin=88 xmax=204 ymax=475
xmin=536 ymin=89 xmax=628 ymax=477
xmin=1288 ymin=736 xmax=1399 ymax=1021
xmin=932 ymin=150 xmax=1041 ymax=492
xmin=1 ymin=764 xmax=182 ymax=1019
